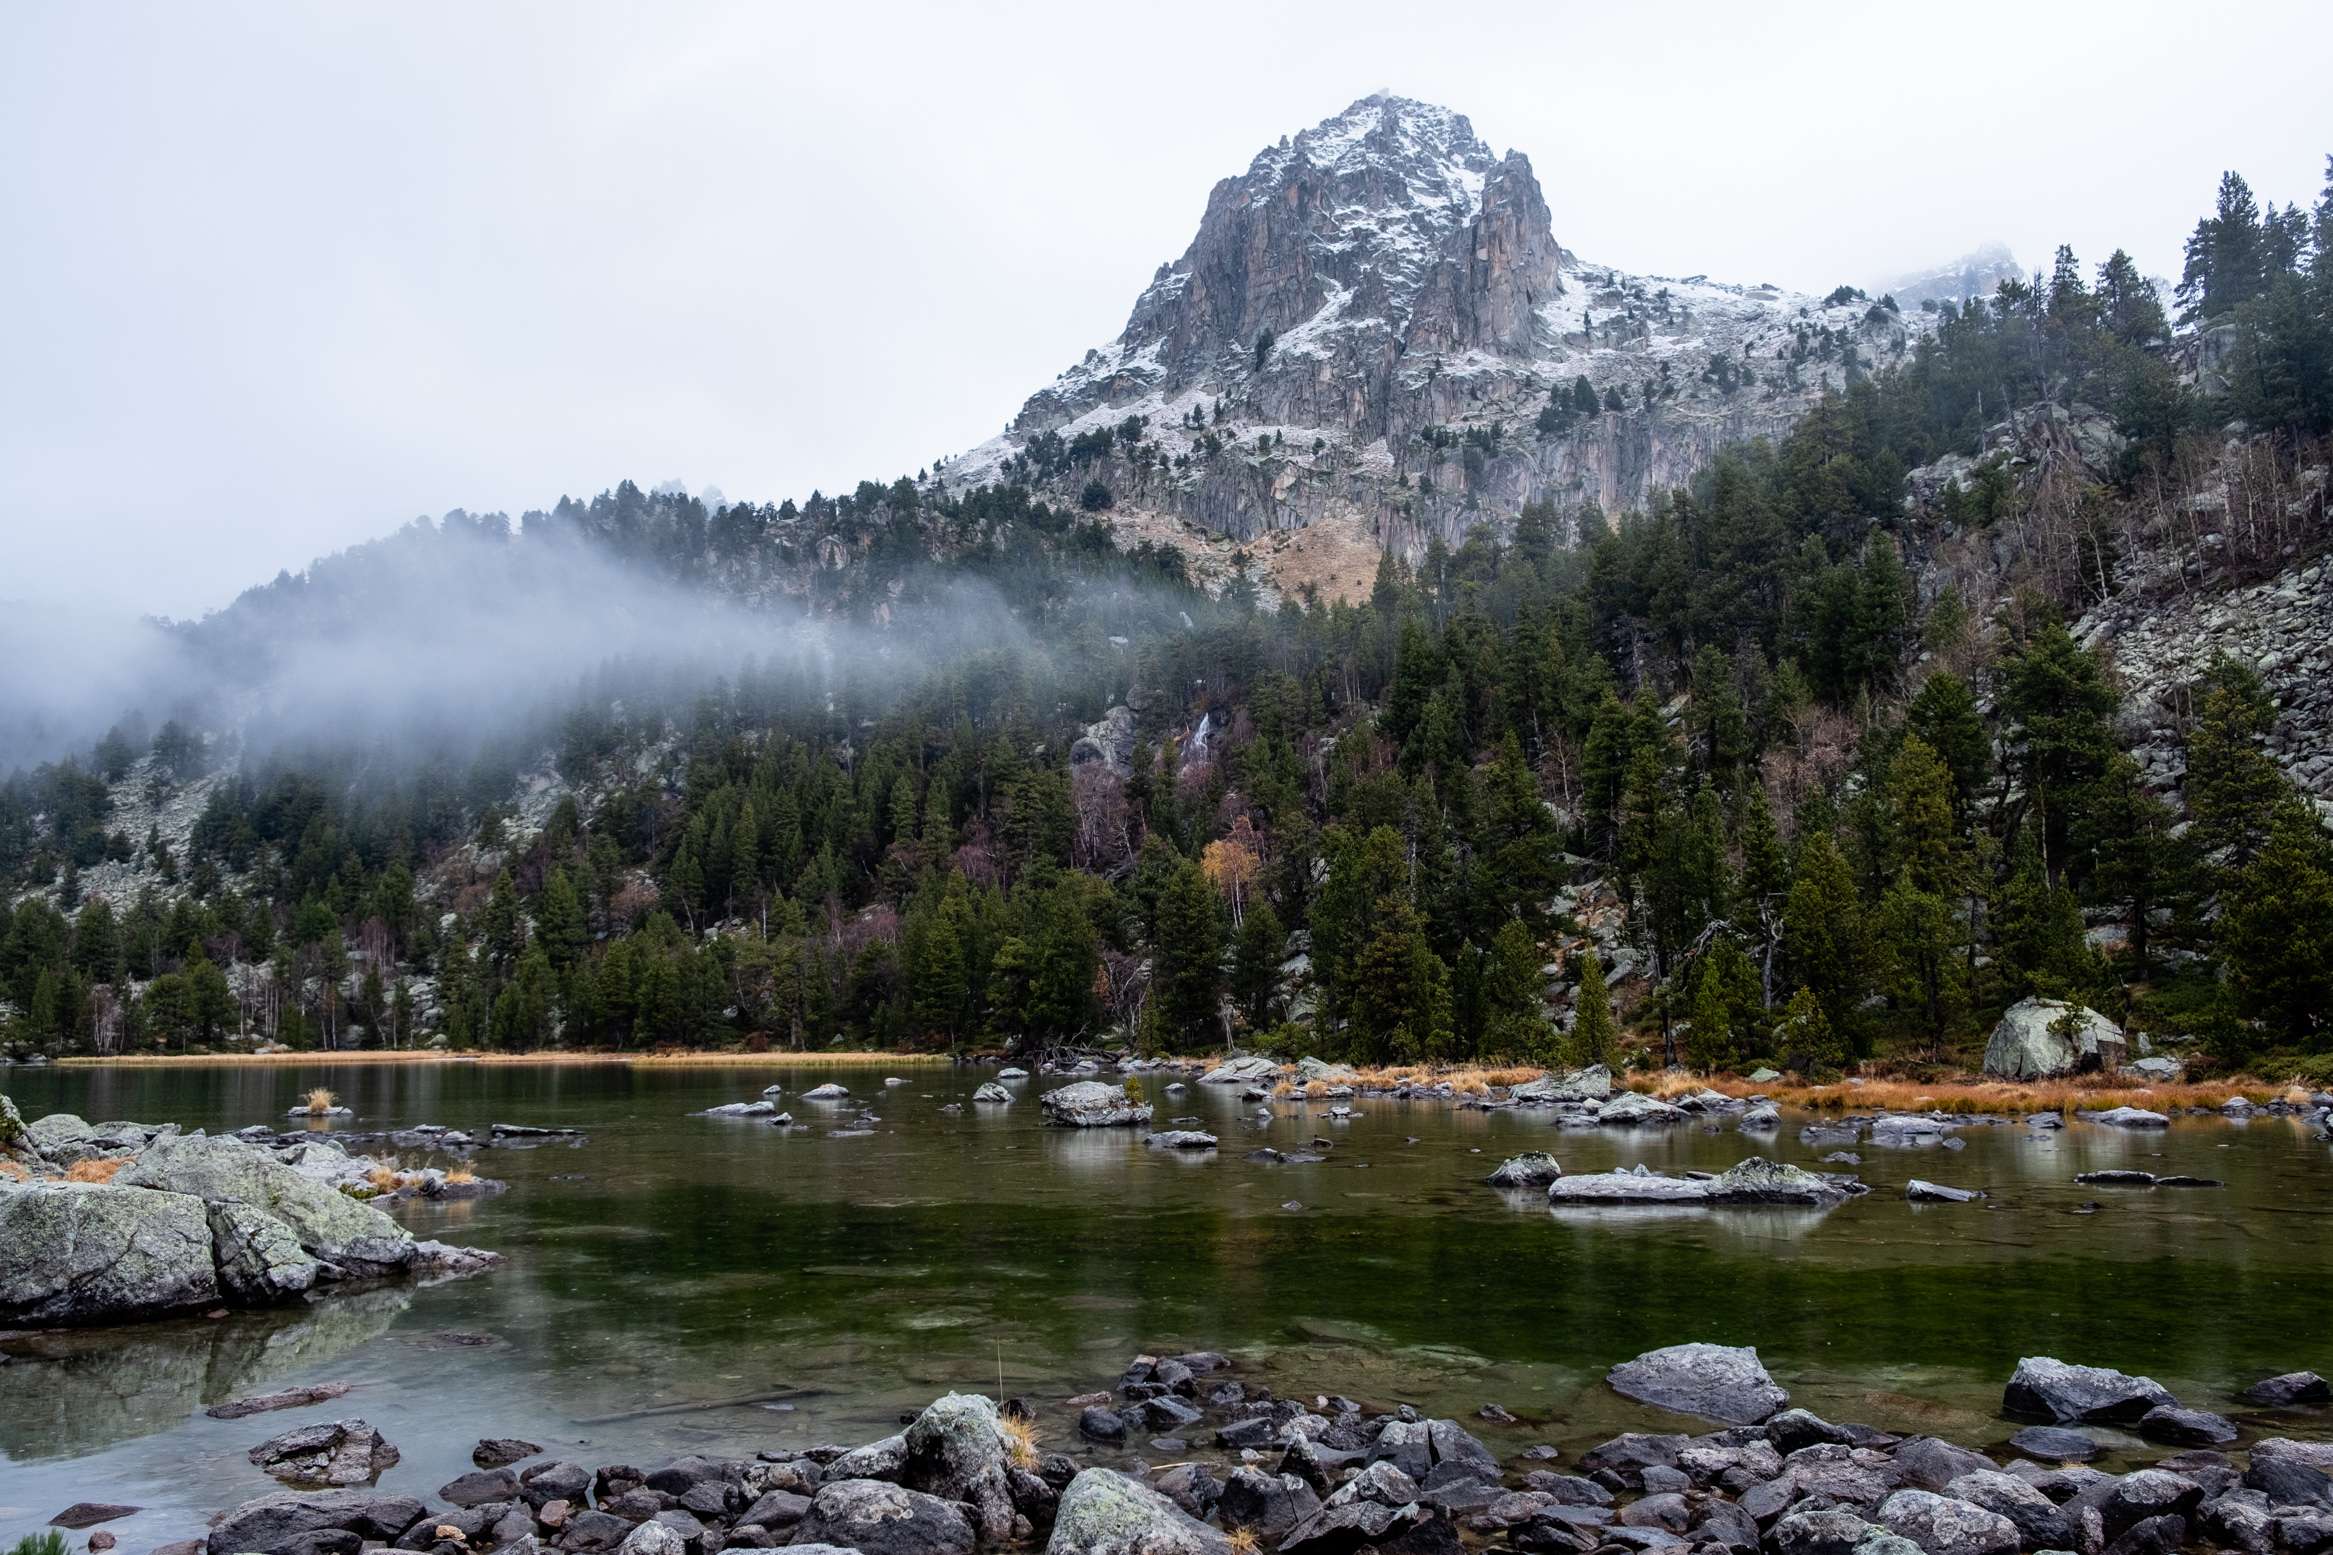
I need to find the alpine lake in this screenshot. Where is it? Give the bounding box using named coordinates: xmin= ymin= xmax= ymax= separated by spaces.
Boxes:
xmin=3 ymin=1061 xmax=2329 ymax=1542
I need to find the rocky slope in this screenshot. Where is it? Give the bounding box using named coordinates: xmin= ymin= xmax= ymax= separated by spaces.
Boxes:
xmin=942 ymin=94 xmax=1943 ymax=567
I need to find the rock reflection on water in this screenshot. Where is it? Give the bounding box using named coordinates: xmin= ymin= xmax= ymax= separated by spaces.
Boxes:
xmin=0 ymin=1285 xmax=410 ymax=1460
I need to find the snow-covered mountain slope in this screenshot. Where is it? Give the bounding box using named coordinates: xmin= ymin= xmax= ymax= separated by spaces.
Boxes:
xmin=940 ymin=94 xmax=1950 ymax=570
xmin=1871 ymin=242 xmax=2025 ymax=310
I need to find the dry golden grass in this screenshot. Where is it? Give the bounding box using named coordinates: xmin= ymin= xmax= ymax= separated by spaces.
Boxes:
xmin=0 ymin=1159 xmax=30 ymax=1182
xmin=303 ymin=1087 xmax=338 ymax=1114
xmin=64 ymin=1156 xmax=130 ymax=1183
xmin=1637 ymin=1069 xmax=2284 ymax=1115
xmin=365 ymin=1158 xmax=404 ymax=1192
xmin=444 ymin=1163 xmax=477 ymax=1186
xmin=998 ymin=1413 xmax=1041 ymax=1470
xmin=1226 ymin=1529 xmax=1262 ymax=1555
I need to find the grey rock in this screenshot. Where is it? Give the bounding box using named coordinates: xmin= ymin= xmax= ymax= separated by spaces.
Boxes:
xmin=1598 ymin=1091 xmax=1688 ymax=1127
xmin=1707 ymin=1156 xmax=1852 ymax=1205
xmin=1982 ymin=999 xmax=2128 ymax=1080
xmin=792 ymin=1479 xmax=976 ymax=1555
xmin=1905 ymin=1180 xmax=1983 ymax=1203
xmin=1606 ymin=1341 xmax=1787 ymax=1424
xmin=801 ymin=1083 xmax=849 ymax=1101
xmin=1485 ymin=1151 xmax=1563 ymax=1187
xmin=900 ymin=1391 xmax=1017 ymax=1544
xmin=440 ymin=1469 xmax=520 ymax=1507
xmin=1039 ymin=1081 xmax=1153 ymax=1128
xmin=0 ymin=1181 xmax=220 ymax=1324
xmin=971 ymin=1083 xmax=1013 ymax=1104
xmin=1546 ymin=1168 xmax=1712 ymax=1204
xmin=2005 ymin=1425 xmax=2100 ymax=1462
xmin=117 ymin=1133 xmax=415 ymax=1271
xmin=1772 ymin=1508 xmax=1881 ymax=1555
xmin=1873 ymin=1489 xmax=2020 ymax=1555
xmin=2139 ymin=1404 xmax=2237 ymax=1445
xmin=1944 ymin=1469 xmax=2071 ymax=1549
xmin=474 ymin=1437 xmax=542 ymax=1468
xmin=2086 ymin=1107 xmax=2169 ymax=1129
xmin=2002 ymin=1357 xmax=2175 ymax=1425
xmin=2238 ymin=1371 xmax=2331 ymax=1407
xmin=207 ymin=1489 xmax=428 ymax=1555
xmin=1144 ymin=1130 xmax=1218 ymax=1149
xmin=695 ymin=1101 xmax=776 ymax=1117
xmin=210 ymin=1200 xmax=323 ymax=1304
xmin=1045 ymin=1468 xmax=1233 ymax=1554
xmin=248 ymin=1419 xmax=400 ymax=1487
xmin=1513 ymin=1065 xmax=1614 ymax=1103
xmin=1893 ymin=1438 xmax=1997 ymax=1491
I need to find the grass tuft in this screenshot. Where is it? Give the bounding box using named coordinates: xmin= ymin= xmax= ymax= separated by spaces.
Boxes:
xmin=64 ymin=1156 xmax=129 ymax=1183
xmin=303 ymin=1087 xmax=339 ymax=1115
xmin=444 ymin=1162 xmax=477 ymax=1186
xmin=998 ymin=1412 xmax=1041 ymax=1470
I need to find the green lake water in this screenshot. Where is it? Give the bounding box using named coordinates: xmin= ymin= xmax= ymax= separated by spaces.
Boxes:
xmin=2 ymin=1062 xmax=2329 ymax=1542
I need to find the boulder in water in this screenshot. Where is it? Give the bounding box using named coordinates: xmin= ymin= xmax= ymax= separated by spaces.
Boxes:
xmin=247 ymin=1420 xmax=401 ymax=1487
xmin=2002 ymin=1356 xmax=2174 ymax=1424
xmin=1485 ymin=1152 xmax=1563 ymax=1188
xmin=1046 ymin=1467 xmax=1232 ymax=1554
xmin=1039 ymin=1081 xmax=1152 ymax=1128
xmin=0 ymin=1181 xmax=219 ymax=1324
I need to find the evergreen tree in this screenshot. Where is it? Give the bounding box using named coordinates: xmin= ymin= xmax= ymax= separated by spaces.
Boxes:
xmin=2217 ymin=799 xmax=2333 ymax=1046
xmin=1566 ymin=948 xmax=1617 ymax=1069
xmin=1148 ymin=859 xmax=1225 ymax=1050
xmin=1479 ymin=918 xmax=1553 ymax=1061
xmin=1230 ymin=899 xmax=1285 ymax=1034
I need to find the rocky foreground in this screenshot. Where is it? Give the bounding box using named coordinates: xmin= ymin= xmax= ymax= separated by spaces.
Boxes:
xmin=0 ymin=1094 xmax=498 ymax=1327
xmin=46 ymin=1347 xmax=2333 ymax=1555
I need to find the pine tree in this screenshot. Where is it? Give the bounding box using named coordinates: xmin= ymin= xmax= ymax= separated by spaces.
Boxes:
xmin=2217 ymin=799 xmax=2333 ymax=1045
xmin=1230 ymin=899 xmax=1285 ymax=1034
xmin=538 ymin=868 xmax=589 ymax=968
xmin=1480 ymin=919 xmax=1553 ymax=1061
xmin=1782 ymin=831 xmax=1873 ymax=1053
xmin=1148 ymin=859 xmax=1225 ymax=1050
xmin=1566 ymin=948 xmax=1617 ymax=1069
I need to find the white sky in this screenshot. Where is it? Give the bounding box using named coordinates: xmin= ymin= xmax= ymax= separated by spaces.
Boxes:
xmin=3 ymin=0 xmax=2325 ymax=618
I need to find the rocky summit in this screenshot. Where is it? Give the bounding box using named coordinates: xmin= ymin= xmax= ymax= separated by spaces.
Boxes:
xmin=942 ymin=93 xmax=1955 ymax=566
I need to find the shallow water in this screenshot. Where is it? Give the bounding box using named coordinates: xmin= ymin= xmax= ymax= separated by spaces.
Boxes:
xmin=2 ymin=1062 xmax=2329 ymax=1542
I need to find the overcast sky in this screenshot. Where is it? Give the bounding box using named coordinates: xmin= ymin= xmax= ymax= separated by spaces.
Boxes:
xmin=3 ymin=0 xmax=2325 ymax=619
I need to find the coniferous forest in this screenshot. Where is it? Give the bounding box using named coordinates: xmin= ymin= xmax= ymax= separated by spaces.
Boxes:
xmin=3 ymin=162 xmax=2331 ymax=1076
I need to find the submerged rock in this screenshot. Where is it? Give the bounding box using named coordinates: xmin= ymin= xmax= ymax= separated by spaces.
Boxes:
xmin=1905 ymin=1180 xmax=1982 ymax=1203
xmin=1607 ymin=1342 xmax=1787 ymax=1424
xmin=697 ymin=1101 xmax=776 ymax=1117
xmin=1144 ymin=1130 xmax=1218 ymax=1150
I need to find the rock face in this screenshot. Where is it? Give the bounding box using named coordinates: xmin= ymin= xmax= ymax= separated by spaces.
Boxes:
xmin=941 ymin=95 xmax=1930 ymax=560
xmin=2002 ymin=1357 xmax=2176 ymax=1424
xmin=0 ymin=1182 xmax=220 ymax=1324
xmin=1980 ymin=999 xmax=2128 ymax=1080
xmin=1606 ymin=1342 xmax=1787 ymax=1424
xmin=1047 ymin=1468 xmax=1234 ymax=1555
xmin=1040 ymin=1081 xmax=1153 ymax=1128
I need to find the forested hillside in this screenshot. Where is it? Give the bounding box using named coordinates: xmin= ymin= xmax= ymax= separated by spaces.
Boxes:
xmin=2 ymin=161 xmax=2330 ymax=1075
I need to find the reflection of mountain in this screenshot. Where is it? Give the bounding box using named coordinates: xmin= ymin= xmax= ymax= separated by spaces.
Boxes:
xmin=0 ymin=1285 xmax=410 ymax=1460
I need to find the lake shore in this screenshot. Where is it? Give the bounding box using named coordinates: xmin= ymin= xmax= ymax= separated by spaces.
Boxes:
xmin=47 ymin=1049 xmax=959 ymax=1069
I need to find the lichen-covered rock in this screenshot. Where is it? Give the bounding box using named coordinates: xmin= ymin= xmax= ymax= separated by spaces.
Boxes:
xmin=209 ymin=1200 xmax=322 ymax=1304
xmin=1981 ymin=999 xmax=2127 ymax=1080
xmin=1873 ymin=1490 xmax=2020 ymax=1555
xmin=900 ymin=1392 xmax=1017 ymax=1543
xmin=972 ymin=1083 xmax=1014 ymax=1104
xmin=1047 ymin=1468 xmax=1233 ymax=1554
xmin=1606 ymin=1342 xmax=1787 ymax=1424
xmin=1039 ymin=1081 xmax=1152 ymax=1128
xmin=793 ymin=1479 xmax=976 ymax=1555
xmin=115 ymin=1133 xmax=414 ymax=1271
xmin=0 ymin=1181 xmax=219 ymax=1324
xmin=1707 ymin=1157 xmax=1851 ymax=1204
xmin=1597 ymin=1090 xmax=1687 ymax=1126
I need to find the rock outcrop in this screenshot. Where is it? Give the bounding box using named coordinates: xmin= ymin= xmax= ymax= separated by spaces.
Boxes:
xmin=1039 ymin=1081 xmax=1152 ymax=1128
xmin=1981 ymin=998 xmax=2128 ymax=1080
